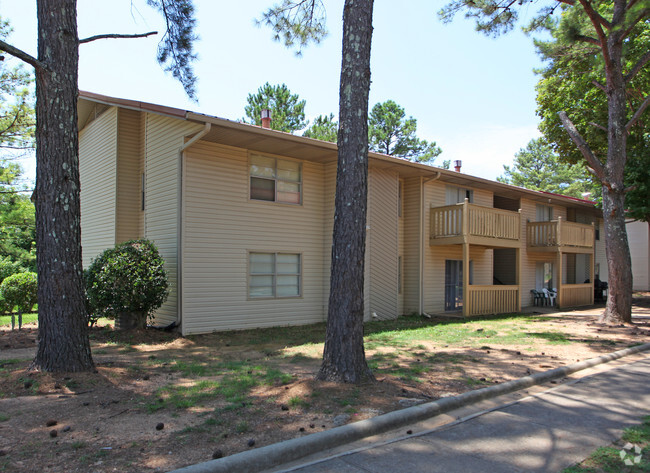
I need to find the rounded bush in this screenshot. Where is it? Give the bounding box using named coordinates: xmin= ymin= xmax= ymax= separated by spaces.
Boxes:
xmin=85 ymin=239 xmax=169 ymax=329
xmin=0 ymin=271 xmax=38 ymax=314
xmin=0 ymin=257 xmax=25 ymax=286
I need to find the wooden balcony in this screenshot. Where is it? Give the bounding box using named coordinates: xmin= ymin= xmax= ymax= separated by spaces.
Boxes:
xmin=527 ymin=218 xmax=594 ymax=253
xmin=466 ymin=286 xmax=520 ymax=316
xmin=430 ymin=200 xmax=521 ymax=248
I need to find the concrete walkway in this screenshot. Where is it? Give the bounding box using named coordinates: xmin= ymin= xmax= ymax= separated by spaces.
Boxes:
xmin=273 ymin=356 xmax=650 ymax=473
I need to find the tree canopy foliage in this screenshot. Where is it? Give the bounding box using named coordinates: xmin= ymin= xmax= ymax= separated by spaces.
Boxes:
xmin=498 ymin=137 xmax=595 ymax=198
xmin=146 ymin=0 xmax=199 ymax=100
xmin=534 ymin=14 xmax=650 ymax=222
xmin=244 ymin=82 xmax=308 ymax=133
xmin=0 ymin=18 xmax=34 ymax=151
xmin=368 ymin=100 xmax=442 ymax=163
xmin=303 ymin=113 xmax=338 ymax=142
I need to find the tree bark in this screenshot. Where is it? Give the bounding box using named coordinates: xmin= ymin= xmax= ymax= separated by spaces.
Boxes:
xmin=316 ymin=0 xmax=375 ymax=383
xmin=31 ymin=0 xmax=95 ymax=372
xmin=599 ymin=2 xmax=633 ymax=324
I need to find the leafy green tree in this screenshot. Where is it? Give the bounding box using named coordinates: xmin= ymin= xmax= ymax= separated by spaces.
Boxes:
xmin=303 ymin=113 xmax=338 ymax=142
xmin=261 ymin=0 xmax=375 ymax=383
xmin=244 ymin=82 xmax=308 ymax=133
xmin=498 ymin=138 xmax=595 ymax=198
xmin=0 ymin=188 xmax=35 ymax=271
xmin=0 ymin=18 xmax=34 ymax=151
xmin=368 ymin=100 xmax=442 ymax=164
xmin=0 ymin=18 xmax=35 ymax=271
xmin=0 ymin=0 xmax=198 ymax=372
xmin=439 ymin=0 xmax=649 ymax=324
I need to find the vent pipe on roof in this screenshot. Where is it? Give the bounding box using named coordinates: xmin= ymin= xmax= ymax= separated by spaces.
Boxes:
xmin=261 ymin=109 xmax=272 ymax=129
xmin=454 ymin=160 xmax=462 ymax=172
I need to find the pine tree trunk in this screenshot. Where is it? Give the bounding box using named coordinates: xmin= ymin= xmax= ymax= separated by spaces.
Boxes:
xmin=31 ymin=0 xmax=95 ymax=372
xmin=599 ymin=13 xmax=633 ymax=324
xmin=316 ymin=0 xmax=375 ymax=383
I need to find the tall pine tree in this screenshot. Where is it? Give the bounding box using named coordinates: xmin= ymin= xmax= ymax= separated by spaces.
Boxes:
xmin=0 ymin=0 xmax=198 ymax=372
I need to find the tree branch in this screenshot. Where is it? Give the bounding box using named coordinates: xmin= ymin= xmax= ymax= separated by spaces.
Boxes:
xmin=592 ymin=79 xmax=606 ymax=92
xmin=588 ymin=121 xmax=608 ymax=132
xmin=576 ymin=0 xmax=611 ymax=65
xmin=625 ymin=50 xmax=650 ymax=83
xmin=626 ymin=95 xmax=650 ymax=131
xmin=576 ymin=0 xmax=612 ymax=29
xmin=79 ymin=31 xmax=157 ymax=44
xmin=619 ymin=9 xmax=649 ymax=41
xmin=0 ymin=40 xmax=47 ymax=71
xmin=558 ymin=111 xmax=608 ymax=184
xmin=574 ymin=34 xmax=601 ymax=46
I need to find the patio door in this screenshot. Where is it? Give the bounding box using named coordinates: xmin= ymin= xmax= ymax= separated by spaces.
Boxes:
xmin=536 ymin=262 xmax=554 ymax=290
xmin=445 ymin=260 xmax=463 ymax=311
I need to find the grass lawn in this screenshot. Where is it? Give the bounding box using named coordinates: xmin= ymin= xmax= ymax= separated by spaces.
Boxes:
xmin=0 ymin=312 xmax=37 ymax=327
xmin=0 ymin=308 xmax=647 ymax=473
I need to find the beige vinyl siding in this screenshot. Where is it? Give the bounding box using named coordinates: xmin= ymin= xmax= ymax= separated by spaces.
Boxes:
xmin=366 ymin=168 xmax=399 ymax=320
xmin=144 ymin=114 xmax=203 ymax=326
xmin=628 ymin=220 xmax=649 ymax=290
xmin=398 ymin=179 xmax=405 ymax=315
xmin=595 ymin=218 xmax=608 ymax=282
xmin=402 ymin=177 xmax=421 ymax=314
xmin=79 ymin=106 xmax=118 ymax=268
xmin=181 ymin=141 xmax=326 ymax=334
xmin=473 ymin=187 xmax=493 ymax=207
xmin=115 ymin=109 xmax=144 ymax=243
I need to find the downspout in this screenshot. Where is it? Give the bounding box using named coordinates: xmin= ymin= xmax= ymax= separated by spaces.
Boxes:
xmin=419 ymin=171 xmax=441 ymax=315
xmin=176 ymin=122 xmax=212 ymax=332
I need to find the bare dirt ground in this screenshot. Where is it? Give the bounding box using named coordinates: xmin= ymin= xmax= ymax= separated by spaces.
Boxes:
xmin=0 ymin=297 xmax=649 ymax=473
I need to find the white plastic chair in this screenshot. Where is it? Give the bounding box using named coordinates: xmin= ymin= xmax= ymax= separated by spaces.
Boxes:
xmin=542 ymin=288 xmax=556 ymax=306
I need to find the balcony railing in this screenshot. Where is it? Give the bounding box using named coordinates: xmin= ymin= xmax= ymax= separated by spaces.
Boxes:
xmin=559 ymin=283 xmax=593 ymax=307
xmin=466 ymin=286 xmax=519 ymax=316
xmin=430 ymin=200 xmax=521 ymax=245
xmin=527 ymin=218 xmax=594 ymax=251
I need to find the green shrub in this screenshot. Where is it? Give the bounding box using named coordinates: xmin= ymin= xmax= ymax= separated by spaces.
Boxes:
xmin=0 ymin=257 xmax=25 ymax=286
xmin=85 ymin=239 xmax=169 ymax=329
xmin=0 ymin=272 xmax=37 ymax=330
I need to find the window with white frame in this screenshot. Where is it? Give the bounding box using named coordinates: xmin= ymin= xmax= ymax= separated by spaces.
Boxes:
xmin=249 ymin=252 xmax=301 ymax=298
xmin=250 ymin=154 xmax=302 ymax=204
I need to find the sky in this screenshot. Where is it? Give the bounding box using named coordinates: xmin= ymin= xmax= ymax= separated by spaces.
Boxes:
xmin=2 ymin=0 xmax=547 ymax=182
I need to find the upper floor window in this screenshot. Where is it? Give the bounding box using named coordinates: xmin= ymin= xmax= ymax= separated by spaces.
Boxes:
xmin=446 ymin=185 xmax=474 ymax=205
xmin=536 ymin=204 xmax=553 ymax=222
xmin=250 ymin=154 xmax=302 ymax=204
